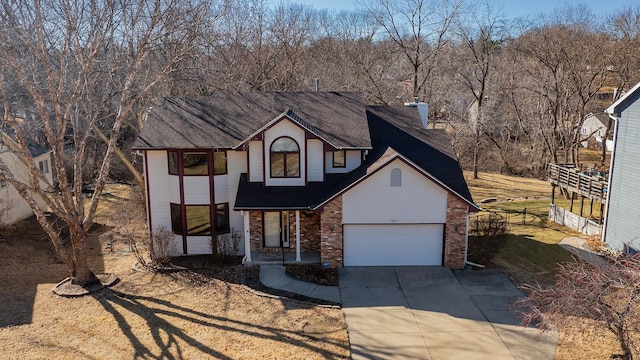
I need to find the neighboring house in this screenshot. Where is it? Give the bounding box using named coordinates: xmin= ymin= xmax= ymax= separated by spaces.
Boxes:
xmin=603 ymin=81 xmax=640 ymax=252
xmin=579 ymin=113 xmax=609 ymax=149
xmin=133 ymin=92 xmax=478 ymax=268
xmin=0 ymin=127 xmax=54 ymax=226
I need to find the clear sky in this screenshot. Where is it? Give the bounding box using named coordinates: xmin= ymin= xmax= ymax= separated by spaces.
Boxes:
xmin=286 ymin=0 xmax=635 ymax=20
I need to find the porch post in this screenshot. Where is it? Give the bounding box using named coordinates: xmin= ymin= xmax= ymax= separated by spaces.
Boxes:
xmin=295 ymin=210 xmax=301 ymax=261
xmin=243 ymin=211 xmax=251 ymax=262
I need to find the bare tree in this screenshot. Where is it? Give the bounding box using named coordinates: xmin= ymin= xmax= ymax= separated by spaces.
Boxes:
xmin=521 ymin=255 xmax=640 ymax=360
xmin=0 ymin=0 xmax=216 ymax=286
xmin=358 ymin=0 xmax=464 ymax=101
xmin=513 ymin=5 xmax=612 ymax=164
xmin=603 ymin=5 xmax=640 ymax=163
xmin=453 ymin=0 xmax=507 ymax=178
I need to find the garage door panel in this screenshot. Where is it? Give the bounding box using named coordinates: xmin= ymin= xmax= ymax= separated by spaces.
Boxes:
xmin=344 ymin=224 xmax=443 ymax=266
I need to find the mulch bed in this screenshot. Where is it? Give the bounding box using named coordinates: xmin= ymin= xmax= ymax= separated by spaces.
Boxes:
xmin=285 ymin=264 xmax=339 ymax=286
xmin=169 ymin=256 xmax=339 ymax=306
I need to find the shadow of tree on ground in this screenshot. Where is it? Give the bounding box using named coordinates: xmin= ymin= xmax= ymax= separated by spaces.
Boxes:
xmin=94 ymin=287 xmax=349 ymax=359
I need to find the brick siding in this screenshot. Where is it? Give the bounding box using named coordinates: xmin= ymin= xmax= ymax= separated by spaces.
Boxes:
xmin=444 ymin=193 xmax=468 ymax=269
xmin=320 ymin=195 xmax=343 ymax=268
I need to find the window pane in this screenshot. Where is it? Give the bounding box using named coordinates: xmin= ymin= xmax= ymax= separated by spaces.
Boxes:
xmin=186 ymin=205 xmax=211 ymax=236
xmin=216 ymin=203 xmax=230 ymax=234
xmin=170 ymin=203 xmax=182 ymax=234
xmin=168 ymin=151 xmax=179 ymax=175
xmin=286 ymin=153 xmax=300 ymax=177
xmin=183 ymin=153 xmax=208 ymax=175
xmin=271 ymin=137 xmax=298 ymax=152
xmin=333 ymin=151 xmax=346 ymax=167
xmin=271 ymin=153 xmax=285 ymax=177
xmin=214 ymin=151 xmax=227 ymax=175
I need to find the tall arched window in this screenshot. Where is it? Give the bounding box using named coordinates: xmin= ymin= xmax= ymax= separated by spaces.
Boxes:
xmin=390 ymin=168 xmax=402 ymax=186
xmin=270 ymin=137 xmax=300 ymax=178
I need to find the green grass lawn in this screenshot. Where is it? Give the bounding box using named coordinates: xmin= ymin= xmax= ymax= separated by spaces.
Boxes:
xmin=466 ymin=173 xmax=579 ymax=287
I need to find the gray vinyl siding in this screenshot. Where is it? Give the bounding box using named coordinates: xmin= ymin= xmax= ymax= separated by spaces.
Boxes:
xmin=606 ymin=91 xmax=640 ymax=252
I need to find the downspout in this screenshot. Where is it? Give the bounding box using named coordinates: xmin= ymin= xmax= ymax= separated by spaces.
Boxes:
xmin=601 ymin=111 xmax=619 ymax=245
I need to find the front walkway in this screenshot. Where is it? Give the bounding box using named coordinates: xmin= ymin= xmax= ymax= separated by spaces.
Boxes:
xmin=558 ymin=236 xmax=609 ymax=265
xmin=243 ymin=251 xmax=320 ymax=266
xmin=258 ymin=265 xmax=341 ymax=303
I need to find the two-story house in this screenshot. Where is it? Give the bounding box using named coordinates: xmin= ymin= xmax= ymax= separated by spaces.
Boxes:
xmin=133 ymin=92 xmax=478 ymax=268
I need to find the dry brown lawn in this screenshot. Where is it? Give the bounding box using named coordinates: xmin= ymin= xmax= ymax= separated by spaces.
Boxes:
xmin=464 ymin=171 xmax=552 ymax=202
xmin=0 ymin=185 xmax=349 ymax=359
xmin=465 ymin=172 xmax=630 ymax=360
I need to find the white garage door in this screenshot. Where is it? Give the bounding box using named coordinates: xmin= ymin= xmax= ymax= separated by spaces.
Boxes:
xmin=343 ymin=224 xmax=444 ymax=266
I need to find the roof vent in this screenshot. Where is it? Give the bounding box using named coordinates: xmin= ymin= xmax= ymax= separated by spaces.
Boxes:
xmin=315 ymin=78 xmax=320 ymax=92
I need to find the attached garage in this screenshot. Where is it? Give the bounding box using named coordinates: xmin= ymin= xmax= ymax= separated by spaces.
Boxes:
xmin=340 ymin=159 xmax=450 ymax=266
xmin=343 ymin=224 xmax=444 ymax=266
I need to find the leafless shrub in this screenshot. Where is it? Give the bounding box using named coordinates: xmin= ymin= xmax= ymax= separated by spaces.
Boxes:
xmin=520 ymin=254 xmax=640 ymax=360
xmin=212 ymin=228 xmax=241 ymax=264
xmin=149 ymin=227 xmax=176 ymax=266
xmin=585 ymin=234 xmax=607 ymax=253
xmin=131 ymin=226 xmax=176 ymax=268
xmin=467 ymin=212 xmax=508 ymax=265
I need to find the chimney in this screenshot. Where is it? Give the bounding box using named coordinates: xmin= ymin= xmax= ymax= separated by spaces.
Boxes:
xmin=404 ymin=99 xmax=429 ymax=129
xmin=315 ymin=78 xmax=320 ymax=92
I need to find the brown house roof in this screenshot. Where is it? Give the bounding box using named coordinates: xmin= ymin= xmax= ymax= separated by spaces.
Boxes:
xmin=133 ymin=92 xmax=371 ymax=150
xmin=234 ymin=105 xmax=476 ymax=210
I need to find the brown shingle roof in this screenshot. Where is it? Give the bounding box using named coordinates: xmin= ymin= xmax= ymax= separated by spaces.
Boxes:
xmin=133 ymin=92 xmax=371 ymax=149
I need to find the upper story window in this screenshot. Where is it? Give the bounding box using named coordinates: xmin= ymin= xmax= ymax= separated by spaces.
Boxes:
xmin=270 ymin=137 xmax=300 ymax=178
xmin=38 ymin=159 xmax=49 ymax=174
xmin=168 ymin=150 xmax=227 ymax=176
xmin=183 ymin=152 xmax=208 ymax=175
xmin=333 ymin=150 xmax=346 ymax=168
xmin=214 ymin=151 xmax=227 ymax=175
xmin=390 ymin=168 xmax=402 ymax=187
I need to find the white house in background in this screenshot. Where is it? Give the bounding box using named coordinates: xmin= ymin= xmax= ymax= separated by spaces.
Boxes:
xmin=0 ymin=127 xmax=54 ymax=225
xmin=133 ymin=92 xmax=479 ymax=268
xmin=579 ymin=113 xmax=613 ymax=150
xmin=603 ymin=81 xmax=640 ymax=253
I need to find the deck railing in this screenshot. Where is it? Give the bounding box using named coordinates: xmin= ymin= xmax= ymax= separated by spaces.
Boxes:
xmin=547 ymin=163 xmax=608 ymax=201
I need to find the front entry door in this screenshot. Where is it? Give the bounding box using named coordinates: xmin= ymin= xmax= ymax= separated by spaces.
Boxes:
xmin=264 ymin=211 xmax=289 ymax=248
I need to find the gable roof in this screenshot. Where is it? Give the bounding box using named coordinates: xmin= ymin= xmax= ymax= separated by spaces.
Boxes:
xmin=133 ymin=92 xmax=371 ymax=150
xmin=606 ymin=81 xmax=640 ymax=116
xmin=234 ymin=105 xmax=476 ymax=210
xmin=0 ymin=125 xmax=50 ymax=157
xmin=365 ymin=106 xmax=475 ymax=205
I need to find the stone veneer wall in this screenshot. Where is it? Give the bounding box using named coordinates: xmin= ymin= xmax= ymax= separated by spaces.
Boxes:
xmin=444 ymin=193 xmax=468 ymax=269
xmin=320 ymin=195 xmax=343 ymax=268
xmin=249 ymin=210 xmax=321 ymax=254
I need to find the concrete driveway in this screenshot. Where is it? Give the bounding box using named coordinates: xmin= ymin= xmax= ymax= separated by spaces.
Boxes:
xmin=338 ymin=267 xmax=557 ymax=360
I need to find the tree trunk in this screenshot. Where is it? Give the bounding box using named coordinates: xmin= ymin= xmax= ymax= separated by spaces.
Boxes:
xmin=473 ymin=126 xmax=480 ymax=179
xmin=69 ymin=224 xmax=97 ymax=286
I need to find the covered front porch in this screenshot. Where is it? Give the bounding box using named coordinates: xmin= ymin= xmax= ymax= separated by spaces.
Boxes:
xmin=239 ymin=209 xmax=323 ymax=265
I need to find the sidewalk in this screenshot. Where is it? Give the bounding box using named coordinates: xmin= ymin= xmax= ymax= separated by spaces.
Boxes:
xmin=259 ymin=265 xmax=341 ymax=303
xmin=558 ymin=236 xmax=609 ymax=265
